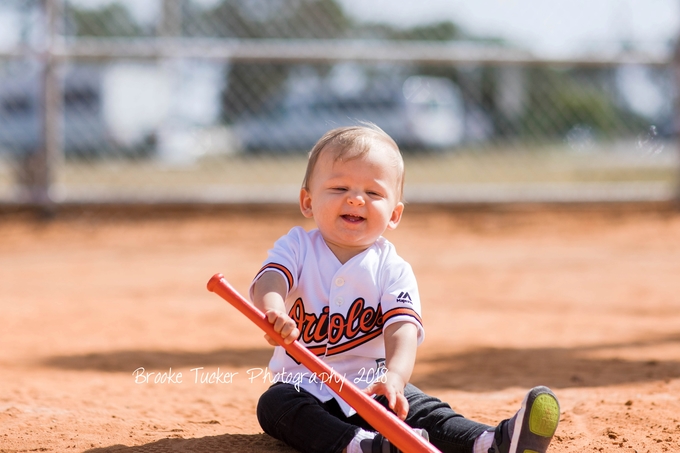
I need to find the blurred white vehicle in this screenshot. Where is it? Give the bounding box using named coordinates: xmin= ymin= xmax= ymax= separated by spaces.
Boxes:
xmin=234 ymin=75 xmax=466 ymax=152
xmin=0 ymin=60 xmax=224 ymax=160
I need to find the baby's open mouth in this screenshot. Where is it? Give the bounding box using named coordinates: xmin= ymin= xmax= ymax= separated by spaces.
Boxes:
xmin=341 ymin=214 xmax=365 ymax=223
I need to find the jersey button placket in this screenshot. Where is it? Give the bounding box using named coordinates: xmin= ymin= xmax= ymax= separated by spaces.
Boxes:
xmin=332 ymin=275 xmax=345 ymax=307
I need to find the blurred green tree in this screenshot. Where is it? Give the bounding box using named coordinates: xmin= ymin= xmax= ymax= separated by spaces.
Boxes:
xmin=66 ymin=2 xmax=143 ymax=37
xmin=520 ymin=67 xmax=648 ymax=141
xmin=206 ymin=0 xmax=351 ymax=121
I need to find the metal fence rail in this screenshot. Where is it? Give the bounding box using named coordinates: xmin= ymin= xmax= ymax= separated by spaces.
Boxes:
xmin=0 ymin=0 xmax=678 ymax=208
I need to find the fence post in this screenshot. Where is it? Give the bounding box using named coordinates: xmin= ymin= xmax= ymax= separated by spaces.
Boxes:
xmin=23 ymin=0 xmax=63 ymax=213
xmin=674 ymin=37 xmax=680 ymax=207
xmin=43 ymin=0 xmax=63 ymax=212
xmin=160 ymin=0 xmax=182 ymax=37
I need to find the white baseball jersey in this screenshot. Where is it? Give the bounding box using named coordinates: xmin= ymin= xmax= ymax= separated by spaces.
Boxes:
xmin=249 ymin=226 xmax=424 ymax=416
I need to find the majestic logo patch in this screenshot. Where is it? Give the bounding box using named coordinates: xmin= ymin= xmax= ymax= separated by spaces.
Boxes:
xmin=396 ymin=292 xmax=412 ymax=304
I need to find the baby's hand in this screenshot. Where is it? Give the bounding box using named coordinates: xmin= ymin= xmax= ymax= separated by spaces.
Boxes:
xmin=263 ymin=310 xmax=300 ymax=346
xmin=363 ymin=371 xmax=409 ymax=420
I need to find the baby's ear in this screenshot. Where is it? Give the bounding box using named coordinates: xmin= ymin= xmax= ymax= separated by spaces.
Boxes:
xmin=299 ymin=188 xmax=314 ymax=218
xmin=387 ymin=202 xmax=404 ymax=230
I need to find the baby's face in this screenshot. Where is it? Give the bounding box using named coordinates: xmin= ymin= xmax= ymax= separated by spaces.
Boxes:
xmin=299 ymin=143 xmax=404 ymax=261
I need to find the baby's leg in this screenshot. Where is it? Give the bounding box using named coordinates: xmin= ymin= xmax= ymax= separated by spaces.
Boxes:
xmin=399 ymin=384 xmax=492 ymax=453
xmin=257 ymin=382 xmax=358 ymax=453
xmin=398 ymin=384 xmax=559 ymax=453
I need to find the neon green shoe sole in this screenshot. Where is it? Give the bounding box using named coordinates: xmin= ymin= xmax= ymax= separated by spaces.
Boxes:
xmin=489 ymin=386 xmax=560 ymax=453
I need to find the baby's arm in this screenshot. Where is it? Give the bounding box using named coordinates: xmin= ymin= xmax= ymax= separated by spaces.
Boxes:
xmin=363 ymin=321 xmax=418 ymax=420
xmin=251 ymin=271 xmax=300 ymax=345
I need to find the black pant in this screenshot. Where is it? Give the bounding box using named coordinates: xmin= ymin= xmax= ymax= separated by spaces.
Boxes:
xmin=257 ymin=382 xmax=491 ymax=453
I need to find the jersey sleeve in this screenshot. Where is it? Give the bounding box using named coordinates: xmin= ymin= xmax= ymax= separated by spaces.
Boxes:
xmin=248 ymin=226 xmax=304 ymax=301
xmin=380 ymin=258 xmax=425 ymax=345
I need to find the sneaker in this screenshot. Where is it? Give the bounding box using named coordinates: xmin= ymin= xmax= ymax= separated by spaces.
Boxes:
xmin=488 ymin=386 xmax=560 ymax=453
xmin=360 ymin=428 xmax=429 ymax=453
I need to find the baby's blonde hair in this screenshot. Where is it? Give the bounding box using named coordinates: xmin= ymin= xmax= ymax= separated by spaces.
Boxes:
xmin=302 ymin=124 xmax=405 ymax=200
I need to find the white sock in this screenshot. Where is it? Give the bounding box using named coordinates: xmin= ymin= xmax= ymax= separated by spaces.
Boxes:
xmin=473 ymin=430 xmax=495 ymax=453
xmin=346 ymin=428 xmax=376 ymax=453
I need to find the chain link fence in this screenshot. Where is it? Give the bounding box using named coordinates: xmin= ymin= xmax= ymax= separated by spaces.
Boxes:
xmin=0 ymin=0 xmax=678 ymax=208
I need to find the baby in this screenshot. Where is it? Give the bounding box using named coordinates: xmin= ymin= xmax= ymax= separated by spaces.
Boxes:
xmin=249 ymin=124 xmax=559 ymax=453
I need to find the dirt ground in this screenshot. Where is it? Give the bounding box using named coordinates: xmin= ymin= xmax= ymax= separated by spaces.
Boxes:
xmin=1 ymin=204 xmax=680 ymax=453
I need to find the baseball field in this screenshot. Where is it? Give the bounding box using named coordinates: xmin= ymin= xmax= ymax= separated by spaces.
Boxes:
xmin=1 ymin=204 xmax=679 ymax=452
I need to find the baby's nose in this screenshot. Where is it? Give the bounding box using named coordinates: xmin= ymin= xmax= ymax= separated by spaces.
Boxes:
xmin=347 ymin=192 xmax=365 ymax=205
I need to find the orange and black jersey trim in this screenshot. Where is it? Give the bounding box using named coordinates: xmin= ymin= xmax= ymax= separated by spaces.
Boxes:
xmin=255 ymin=263 xmax=294 ymax=292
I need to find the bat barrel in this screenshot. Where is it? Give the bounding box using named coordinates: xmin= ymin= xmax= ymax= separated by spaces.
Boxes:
xmin=207 ymin=273 xmax=440 ymax=453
